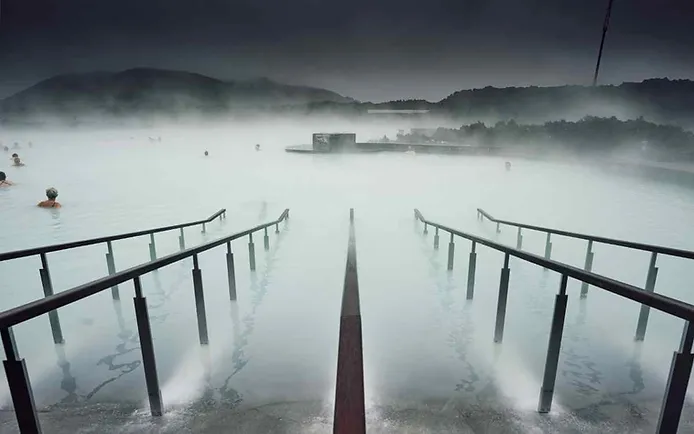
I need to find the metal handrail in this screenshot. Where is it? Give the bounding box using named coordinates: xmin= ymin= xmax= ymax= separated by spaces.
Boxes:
xmin=0 ymin=208 xmax=226 ymax=342
xmin=476 ymin=207 xmax=694 ymax=340
xmin=417 ymin=209 xmax=694 ymax=321
xmin=0 ymin=208 xmax=289 ymax=433
xmin=334 ymin=208 xmax=365 ymax=434
xmin=0 ymin=209 xmax=287 ymax=329
xmin=476 ymin=208 xmax=694 ymax=260
xmin=0 ymin=208 xmax=226 ymax=261
xmin=415 ymin=208 xmax=694 ymax=434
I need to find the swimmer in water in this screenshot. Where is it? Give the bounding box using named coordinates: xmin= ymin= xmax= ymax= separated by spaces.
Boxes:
xmin=13 ymin=157 xmax=25 ymax=166
xmin=204 ymin=150 xmax=209 ymax=156
xmin=10 ymin=153 xmax=18 ymax=160
xmin=38 ymin=188 xmax=61 ymax=208
xmin=255 ymin=144 xmax=261 ymax=151
xmin=0 ymin=171 xmax=13 ymax=187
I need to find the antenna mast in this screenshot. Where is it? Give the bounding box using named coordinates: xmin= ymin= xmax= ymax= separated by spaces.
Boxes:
xmin=592 ymin=0 xmax=615 ymax=87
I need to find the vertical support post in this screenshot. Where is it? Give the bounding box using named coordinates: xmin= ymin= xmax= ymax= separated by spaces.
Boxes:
xmin=149 ymin=233 xmax=157 ymax=261
xmin=39 ymin=253 xmax=64 ymax=344
xmin=635 ymin=252 xmax=659 ymax=341
xmin=2 ymin=327 xmax=42 ymax=433
xmin=105 ymin=241 xmax=120 ymax=300
xmin=516 ymin=227 xmax=523 ymax=249
xmin=580 ymin=240 xmax=594 ymax=298
xmin=191 ymin=255 xmax=209 ymax=345
xmin=202 ymin=222 xmax=207 ymax=234
xmin=179 ymin=227 xmax=186 ymax=251
xmin=655 ymin=321 xmax=694 ymax=434
xmin=538 ymin=274 xmax=569 ymax=413
xmin=493 ymin=253 xmax=511 ymax=343
xmin=132 ymin=277 xmax=163 ymax=417
xmin=226 ymin=242 xmax=237 ymax=301
xmin=447 ymin=233 xmax=455 ymax=271
xmin=275 ymin=223 xmax=279 ymax=234
xmin=496 ymin=222 xmax=500 ymax=234
xmin=544 ymin=233 xmax=552 ymax=260
xmin=434 ymin=227 xmax=440 ymax=249
xmin=466 ymin=241 xmax=477 ymax=300
xmin=424 ymin=222 xmax=428 ymax=235
xmin=248 ymin=233 xmax=256 ymax=271
xmin=350 ymin=208 xmax=354 ymax=222
xmin=263 ymin=227 xmax=270 ymax=251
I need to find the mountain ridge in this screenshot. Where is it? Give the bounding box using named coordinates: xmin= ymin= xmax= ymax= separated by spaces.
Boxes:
xmin=2 ymin=69 xmax=694 ymax=127
xmin=0 ymin=68 xmax=356 ymax=118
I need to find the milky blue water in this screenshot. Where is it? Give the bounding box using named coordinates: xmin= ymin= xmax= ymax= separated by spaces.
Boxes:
xmin=1 ymin=123 xmax=694 ymax=432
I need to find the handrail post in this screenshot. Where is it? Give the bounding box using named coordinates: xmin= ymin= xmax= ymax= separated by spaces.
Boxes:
xmin=538 ymin=274 xmax=569 ymax=413
xmin=494 ymin=253 xmax=511 ymax=343
xmin=179 ymin=227 xmax=186 ymax=251
xmin=544 ymin=233 xmax=552 ymax=261
xmin=275 ymin=222 xmax=279 ymax=234
xmin=424 ymin=222 xmax=428 ymax=235
xmin=434 ymin=227 xmax=439 ymax=249
xmin=248 ymin=233 xmax=256 ymax=271
xmin=635 ymin=252 xmax=659 ymax=341
xmin=656 ymin=321 xmax=694 ymax=434
xmin=132 ymin=277 xmax=163 ymax=416
xmin=226 ymin=242 xmax=237 ymax=300
xmin=39 ymin=253 xmax=65 ymax=344
xmin=466 ymin=241 xmax=477 ymax=300
xmin=447 ymin=233 xmax=455 ymax=270
xmin=496 ymin=222 xmax=500 ymax=234
xmin=149 ymin=233 xmax=157 ymax=261
xmin=2 ymin=327 xmax=42 ymax=433
xmin=202 ymin=222 xmax=206 ymax=234
xmin=516 ymin=227 xmax=523 ymax=249
xmin=580 ymin=240 xmax=594 ymax=298
xmin=263 ymin=227 xmax=270 ymax=251
xmin=105 ymin=241 xmax=120 ymax=300
xmin=191 ymin=254 xmax=209 ymax=345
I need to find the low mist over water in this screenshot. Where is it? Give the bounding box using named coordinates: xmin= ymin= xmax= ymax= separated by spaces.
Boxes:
xmin=1 ymin=120 xmax=694 ymax=433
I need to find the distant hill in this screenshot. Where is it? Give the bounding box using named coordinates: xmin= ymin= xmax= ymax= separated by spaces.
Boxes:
xmin=295 ymin=78 xmax=694 ymax=127
xmin=435 ymin=79 xmax=694 ymax=124
xmin=0 ymin=68 xmax=355 ymax=120
xmin=2 ymin=70 xmax=694 ymax=128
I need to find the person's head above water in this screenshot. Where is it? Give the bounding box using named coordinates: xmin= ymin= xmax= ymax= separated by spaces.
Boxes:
xmin=46 ymin=187 xmax=59 ymax=200
xmin=11 ymin=153 xmax=18 ymax=158
xmin=0 ymin=171 xmax=6 ymax=181
xmin=204 ymin=150 xmax=209 ymax=156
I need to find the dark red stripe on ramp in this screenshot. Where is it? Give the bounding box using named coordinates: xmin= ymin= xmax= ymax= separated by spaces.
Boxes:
xmin=334 ymin=218 xmax=366 ymax=434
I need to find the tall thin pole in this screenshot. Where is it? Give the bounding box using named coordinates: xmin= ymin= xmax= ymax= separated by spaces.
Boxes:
xmin=592 ymin=0 xmax=615 ymax=86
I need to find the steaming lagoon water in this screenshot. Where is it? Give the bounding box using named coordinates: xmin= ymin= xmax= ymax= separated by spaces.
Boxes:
xmin=1 ymin=126 xmax=694 ymax=433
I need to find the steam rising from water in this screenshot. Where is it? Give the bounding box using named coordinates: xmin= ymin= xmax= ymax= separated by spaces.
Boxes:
xmin=1 ymin=119 xmax=694 ymax=432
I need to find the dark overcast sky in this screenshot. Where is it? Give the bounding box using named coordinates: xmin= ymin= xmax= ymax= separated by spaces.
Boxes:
xmin=1 ymin=0 xmax=693 ymax=101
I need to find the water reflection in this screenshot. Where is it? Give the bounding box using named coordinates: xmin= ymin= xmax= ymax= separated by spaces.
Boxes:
xmin=415 ymin=231 xmax=486 ymax=397
xmin=55 ymin=345 xmax=77 ymax=402
xmin=211 ymin=223 xmax=287 ymax=406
